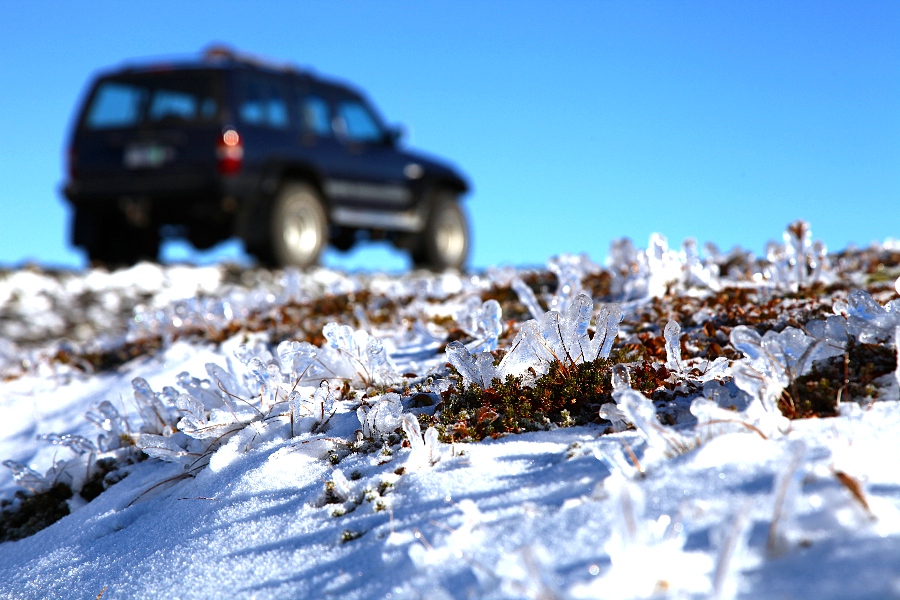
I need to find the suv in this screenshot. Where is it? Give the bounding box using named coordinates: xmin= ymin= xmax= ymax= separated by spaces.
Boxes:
xmin=63 ymin=47 xmax=471 ymax=270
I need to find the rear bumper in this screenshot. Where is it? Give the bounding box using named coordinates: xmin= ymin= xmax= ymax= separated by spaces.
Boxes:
xmin=62 ymin=173 xmax=249 ymax=226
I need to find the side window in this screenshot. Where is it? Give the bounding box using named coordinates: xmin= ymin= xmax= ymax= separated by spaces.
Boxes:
xmin=300 ymin=96 xmax=332 ymax=136
xmin=335 ymin=100 xmax=383 ymax=143
xmin=85 ymin=82 xmax=146 ymax=129
xmin=239 ymin=76 xmax=290 ymax=129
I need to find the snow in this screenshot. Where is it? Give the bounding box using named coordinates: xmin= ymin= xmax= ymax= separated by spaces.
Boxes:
xmin=2 ymin=229 xmax=900 ymax=599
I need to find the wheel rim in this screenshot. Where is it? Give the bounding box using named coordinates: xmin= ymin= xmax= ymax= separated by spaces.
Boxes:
xmin=433 ymin=205 xmax=467 ymax=266
xmin=281 ymin=192 xmax=322 ymax=263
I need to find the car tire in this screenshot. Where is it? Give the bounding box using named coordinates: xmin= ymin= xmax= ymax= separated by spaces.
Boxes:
xmin=412 ymin=193 xmax=469 ymax=271
xmin=270 ymin=182 xmax=328 ymax=268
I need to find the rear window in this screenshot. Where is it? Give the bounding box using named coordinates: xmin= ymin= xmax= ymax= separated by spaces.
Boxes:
xmin=83 ymin=72 xmax=220 ymax=130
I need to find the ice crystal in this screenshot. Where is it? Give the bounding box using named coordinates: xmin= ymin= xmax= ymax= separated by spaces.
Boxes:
xmin=319 ymin=323 xmax=397 ymax=386
xmin=132 ymin=377 xmax=178 ymax=435
xmin=35 ymin=434 xmax=96 ymax=456
xmin=835 ymin=289 xmax=900 ymax=344
xmin=511 ymin=276 xmax=544 ymax=321
xmin=763 ymin=220 xmax=834 ymax=291
xmin=400 ymin=414 xmax=441 ymax=470
xmin=573 ymin=472 xmax=712 ymax=599
xmin=663 ymin=320 xmax=686 ymax=374
xmin=132 ymin=433 xmax=192 ymax=462
xmin=457 ymin=298 xmax=503 ymax=351
xmin=613 ymin=385 xmax=690 ymax=460
xmin=175 ymin=393 xmax=236 ymax=440
xmin=84 ymin=401 xmax=130 ymax=451
xmin=357 ymin=393 xmax=402 ymax=440
xmin=2 ymin=460 xmax=49 ymax=493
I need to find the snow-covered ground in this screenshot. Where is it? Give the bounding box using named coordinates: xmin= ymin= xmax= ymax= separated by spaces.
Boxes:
xmin=1 ymin=223 xmax=900 ymax=599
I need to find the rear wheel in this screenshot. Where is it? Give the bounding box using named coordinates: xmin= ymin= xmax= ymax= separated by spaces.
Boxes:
xmin=269 ymin=182 xmax=328 ymax=268
xmin=412 ymin=193 xmax=469 ymax=271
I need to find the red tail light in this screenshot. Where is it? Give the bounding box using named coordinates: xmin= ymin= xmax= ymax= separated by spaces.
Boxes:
xmin=217 ymin=128 xmax=243 ymax=175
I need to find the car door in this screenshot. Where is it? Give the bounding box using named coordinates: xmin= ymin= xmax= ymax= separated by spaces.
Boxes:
xmin=323 ymin=94 xmax=414 ymax=211
xmin=233 ymin=71 xmax=295 ymax=181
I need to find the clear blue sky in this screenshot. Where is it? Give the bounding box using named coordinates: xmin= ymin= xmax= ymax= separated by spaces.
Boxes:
xmin=1 ymin=1 xmax=898 ymax=271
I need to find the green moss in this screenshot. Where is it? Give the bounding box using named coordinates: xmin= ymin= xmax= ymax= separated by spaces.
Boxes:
xmin=436 ymin=358 xmax=670 ymax=442
xmin=0 ymin=483 xmax=72 ymax=543
xmin=785 ymin=340 xmax=897 ymax=418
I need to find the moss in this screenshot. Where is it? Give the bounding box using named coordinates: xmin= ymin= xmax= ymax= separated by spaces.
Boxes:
xmin=784 ymin=340 xmax=897 ymax=418
xmin=0 ymin=483 xmax=72 ymax=543
xmin=436 ymin=358 xmax=670 ymax=442
xmin=341 ymin=529 xmax=363 ymax=543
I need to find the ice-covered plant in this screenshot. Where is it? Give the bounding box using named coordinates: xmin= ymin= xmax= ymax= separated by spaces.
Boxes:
xmin=762 ymin=220 xmax=833 ymax=291
xmin=456 ymin=298 xmax=503 ymax=351
xmin=611 ymin=369 xmax=693 ymax=461
xmin=834 ymin=288 xmax=900 ymax=344
xmin=447 ymin=294 xmax=624 ymax=389
xmin=357 ymin=392 xmax=403 ymax=441
xmin=400 ymin=414 xmax=441 ymax=470
xmin=663 ymin=320 xmax=728 ymax=382
xmin=572 ymin=471 xmax=712 ymax=599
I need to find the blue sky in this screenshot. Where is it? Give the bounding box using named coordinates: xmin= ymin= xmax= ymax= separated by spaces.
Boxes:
xmin=1 ymin=1 xmax=898 ymax=271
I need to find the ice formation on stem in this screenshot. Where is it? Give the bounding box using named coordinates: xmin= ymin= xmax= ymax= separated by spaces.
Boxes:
xmin=573 ymin=472 xmax=712 ymax=599
xmin=447 ymin=294 xmax=624 ymax=389
xmin=663 ymin=320 xmax=729 ymax=382
xmin=456 ymin=298 xmax=503 ymax=351
xmin=763 ymin=220 xmax=834 ymax=291
xmin=612 ymin=378 xmax=692 ymax=461
xmin=834 ymin=289 xmax=900 ymax=344
xmin=400 ymin=414 xmax=441 ymax=470
xmin=357 ymin=393 xmax=402 ymax=441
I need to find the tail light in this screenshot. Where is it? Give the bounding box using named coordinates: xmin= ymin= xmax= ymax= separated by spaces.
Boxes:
xmin=217 ymin=128 xmax=243 ymax=175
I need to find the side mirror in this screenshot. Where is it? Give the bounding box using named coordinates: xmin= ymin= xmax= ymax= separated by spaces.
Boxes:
xmin=385 ymin=125 xmax=405 ymax=146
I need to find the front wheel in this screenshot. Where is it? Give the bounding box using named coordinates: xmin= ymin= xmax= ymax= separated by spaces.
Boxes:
xmin=412 ymin=194 xmax=470 ymax=271
xmin=269 ymin=182 xmax=328 ymax=268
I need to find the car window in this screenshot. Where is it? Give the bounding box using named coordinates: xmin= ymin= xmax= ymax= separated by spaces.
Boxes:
xmin=239 ymin=76 xmax=290 ymax=129
xmin=83 ymin=74 xmax=218 ymax=130
xmin=149 ymin=90 xmax=197 ymax=122
xmin=300 ymin=96 xmax=332 ymax=136
xmin=335 ymin=100 xmax=383 ymax=143
xmin=85 ymin=82 xmax=147 ymax=129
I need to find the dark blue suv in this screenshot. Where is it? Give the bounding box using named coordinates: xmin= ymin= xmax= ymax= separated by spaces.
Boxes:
xmin=63 ymin=47 xmax=471 ymax=270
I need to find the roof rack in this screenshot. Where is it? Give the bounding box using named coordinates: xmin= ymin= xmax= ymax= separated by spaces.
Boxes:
xmin=201 ymin=44 xmax=300 ymax=73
